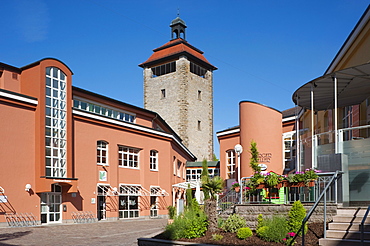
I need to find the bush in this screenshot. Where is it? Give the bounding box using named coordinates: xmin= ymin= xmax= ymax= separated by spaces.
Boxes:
xmin=256 ymin=215 xmax=288 ymax=243
xmin=288 ymin=200 xmax=307 ymax=235
xmin=237 ymin=227 xmax=253 ymax=239
xmin=221 ymin=214 xmax=246 ymax=233
xmin=212 ymin=234 xmax=223 ymax=241
xmin=218 ymin=217 xmax=225 ymax=228
xmin=164 ymin=208 xmax=208 ymax=240
xmin=167 ymin=205 xmax=176 ymax=219
xmin=256 ymin=214 xmax=263 ymax=230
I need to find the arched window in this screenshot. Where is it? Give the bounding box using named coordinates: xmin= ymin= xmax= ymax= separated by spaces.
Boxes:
xmin=97 ymin=141 xmax=108 ymax=165
xmin=226 ymin=149 xmax=236 ymax=179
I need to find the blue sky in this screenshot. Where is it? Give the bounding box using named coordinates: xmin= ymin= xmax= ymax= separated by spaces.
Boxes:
xmin=2 ymin=1 xmax=369 ymax=157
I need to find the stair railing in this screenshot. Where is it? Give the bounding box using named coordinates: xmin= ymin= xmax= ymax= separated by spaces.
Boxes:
xmin=288 ymin=170 xmax=343 ymax=246
xmin=361 ymin=205 xmax=370 ymax=246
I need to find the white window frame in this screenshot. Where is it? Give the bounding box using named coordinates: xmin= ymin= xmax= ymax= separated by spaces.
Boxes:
xmin=119 ymin=146 xmax=140 ymax=169
xmin=177 ymin=161 xmax=182 ymax=177
xmin=97 ymin=141 xmax=108 ymax=166
xmin=150 ymin=150 xmax=158 ymax=171
xmin=226 ymin=150 xmax=236 ymax=179
xmin=45 ymin=67 xmax=67 ymax=178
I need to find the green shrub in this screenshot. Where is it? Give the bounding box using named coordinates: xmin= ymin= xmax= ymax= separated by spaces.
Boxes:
xmin=218 ymin=217 xmax=225 ymax=228
xmin=237 ymin=227 xmax=253 ymax=239
xmin=221 ymin=214 xmax=246 ymax=233
xmin=256 ymin=225 xmax=268 ymax=238
xmin=167 ymin=205 xmax=176 ymax=219
xmin=212 ymin=234 xmax=223 ymax=241
xmin=288 ymin=200 xmax=307 ymax=235
xmin=164 ymin=208 xmax=208 ymax=240
xmin=256 ymin=215 xmax=288 ymax=243
xmin=256 ymin=214 xmax=263 ymax=230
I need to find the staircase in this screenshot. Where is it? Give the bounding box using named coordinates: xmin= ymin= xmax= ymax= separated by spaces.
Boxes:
xmin=319 ymin=207 xmax=370 ymax=246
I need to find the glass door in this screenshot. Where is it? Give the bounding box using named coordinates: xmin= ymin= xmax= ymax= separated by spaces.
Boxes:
xmin=40 ymin=192 xmax=62 ymax=224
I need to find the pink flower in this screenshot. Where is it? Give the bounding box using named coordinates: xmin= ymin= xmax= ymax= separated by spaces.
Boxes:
xmin=288 ymin=232 xmax=296 ymax=237
xmin=283 ymin=238 xmax=286 ymax=241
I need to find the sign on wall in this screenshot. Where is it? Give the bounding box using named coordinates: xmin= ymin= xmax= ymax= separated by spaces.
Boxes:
xmin=99 ymin=171 xmax=107 ymax=181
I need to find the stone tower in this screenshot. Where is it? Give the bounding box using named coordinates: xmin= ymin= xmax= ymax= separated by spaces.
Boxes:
xmin=139 ymin=16 xmax=217 ymax=161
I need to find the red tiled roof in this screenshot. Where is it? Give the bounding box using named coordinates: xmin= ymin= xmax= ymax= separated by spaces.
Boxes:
xmin=139 ymin=38 xmax=217 ymax=70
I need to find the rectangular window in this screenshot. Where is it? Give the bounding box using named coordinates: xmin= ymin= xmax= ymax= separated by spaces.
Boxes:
xmin=161 ymin=89 xmax=166 ymax=99
xmin=119 ymin=146 xmax=140 ymax=168
xmin=198 ymin=90 xmax=202 ymax=100
xmin=73 ymin=98 xmax=136 ymax=123
xmin=150 ymin=150 xmax=158 ymax=171
xmin=227 ymin=150 xmax=236 ymax=179
xmin=198 ymin=121 xmax=201 ymax=131
xmin=151 ymin=61 xmax=176 ymax=77
xmin=97 ymin=141 xmax=108 ymax=165
xmin=190 ymin=62 xmax=207 ymax=77
xmin=177 ymin=161 xmax=182 ymax=177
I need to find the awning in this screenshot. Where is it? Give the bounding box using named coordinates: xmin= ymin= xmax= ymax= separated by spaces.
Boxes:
xmin=292 ymin=62 xmax=370 ymax=111
xmin=119 ymin=184 xmax=150 ymax=196
xmin=172 ymin=181 xmax=200 ymax=189
xmin=150 ymin=186 xmax=169 ymax=196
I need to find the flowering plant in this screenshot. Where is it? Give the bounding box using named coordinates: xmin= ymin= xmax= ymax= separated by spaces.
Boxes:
xmin=231 ymin=181 xmax=240 ymax=189
xmin=263 ymin=171 xmax=284 ymax=187
xmin=282 ymin=232 xmax=296 ymax=245
xmin=285 ymin=168 xmax=320 ymax=186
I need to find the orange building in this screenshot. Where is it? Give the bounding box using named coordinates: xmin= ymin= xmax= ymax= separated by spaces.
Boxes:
xmin=0 ymin=58 xmax=195 ymax=225
xmin=217 ymin=101 xmax=297 ymax=188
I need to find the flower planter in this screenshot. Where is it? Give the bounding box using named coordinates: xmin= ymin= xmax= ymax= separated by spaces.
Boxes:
xmin=255 ymin=182 xmax=283 ymax=189
xmin=234 ymin=186 xmax=240 ymax=193
xmin=283 ymin=180 xmax=315 ymax=187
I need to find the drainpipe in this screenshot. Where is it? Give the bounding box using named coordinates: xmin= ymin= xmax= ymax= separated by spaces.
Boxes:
xmin=311 ymin=83 xmax=315 ymax=169
xmin=295 ymin=96 xmax=300 ymax=172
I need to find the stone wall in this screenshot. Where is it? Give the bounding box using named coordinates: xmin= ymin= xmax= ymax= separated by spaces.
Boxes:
xmin=143 ymin=56 xmax=214 ymax=160
xmin=220 ymin=203 xmax=338 ymax=230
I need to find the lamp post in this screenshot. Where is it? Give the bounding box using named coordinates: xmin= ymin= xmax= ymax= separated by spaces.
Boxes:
xmin=234 ymin=144 xmax=243 ymax=203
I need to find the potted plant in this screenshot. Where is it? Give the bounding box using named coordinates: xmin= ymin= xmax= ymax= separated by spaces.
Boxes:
xmin=264 ymin=171 xmax=283 ymax=188
xmin=231 ymin=181 xmax=240 ymax=193
xmin=284 ymin=168 xmax=319 ymax=187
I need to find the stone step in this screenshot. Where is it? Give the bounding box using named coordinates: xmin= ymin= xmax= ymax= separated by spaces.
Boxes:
xmin=326 ymin=230 xmax=370 ymax=240
xmin=333 ymin=215 xmax=370 ymax=223
xmin=328 ymin=222 xmax=370 ymax=231
xmin=319 ymin=238 xmax=370 ymax=246
xmin=337 ymin=208 xmax=369 ymax=216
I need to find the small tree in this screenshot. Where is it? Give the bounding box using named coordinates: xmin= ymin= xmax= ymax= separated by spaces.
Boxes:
xmin=201 ymin=159 xmax=210 ymax=200
xmin=203 ymin=176 xmax=224 ymax=232
xmin=288 ymin=200 xmax=307 ymax=235
xmin=250 ymin=140 xmax=261 ymax=173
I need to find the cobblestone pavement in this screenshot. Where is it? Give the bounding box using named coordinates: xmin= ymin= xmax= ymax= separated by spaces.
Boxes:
xmin=0 ymin=218 xmax=167 ymax=246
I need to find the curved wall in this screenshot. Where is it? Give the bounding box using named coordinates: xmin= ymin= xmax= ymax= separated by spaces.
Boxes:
xmin=239 ymin=101 xmax=283 ymax=178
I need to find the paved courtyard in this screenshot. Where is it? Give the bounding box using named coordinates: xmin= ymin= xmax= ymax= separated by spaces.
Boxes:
xmin=0 ymin=218 xmax=167 ymax=246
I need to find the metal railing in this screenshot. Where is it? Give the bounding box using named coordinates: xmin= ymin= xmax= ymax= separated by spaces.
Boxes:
xmin=288 ymin=170 xmax=342 ymax=246
xmin=361 ymin=205 xmax=370 ymax=246
xmin=5 ymin=213 xmax=38 ymax=227
xmin=217 ymin=189 xmax=239 ymax=213
xmin=71 ymin=211 xmax=97 ymax=223
xmin=238 ymin=172 xmax=340 ymax=205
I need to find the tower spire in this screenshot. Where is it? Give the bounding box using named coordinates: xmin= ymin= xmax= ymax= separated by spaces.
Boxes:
xmin=170 ymin=14 xmax=186 ymax=40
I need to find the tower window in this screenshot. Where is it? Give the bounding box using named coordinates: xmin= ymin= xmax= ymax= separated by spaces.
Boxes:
xmin=161 ymin=89 xmax=166 ymax=99
xmin=190 ymin=62 xmax=207 ymax=78
xmin=151 ymin=62 xmax=176 ymax=77
xmin=198 ymin=90 xmax=202 ymax=100
xmin=198 ymin=120 xmax=201 ymax=131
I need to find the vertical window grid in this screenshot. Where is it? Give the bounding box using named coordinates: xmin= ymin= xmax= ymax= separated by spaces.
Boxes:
xmin=150 ymin=150 xmax=158 ymax=171
xmin=97 ymin=141 xmax=108 ymax=165
xmin=226 ymin=150 xmax=236 ymax=179
xmin=45 ymin=67 xmax=67 ymax=178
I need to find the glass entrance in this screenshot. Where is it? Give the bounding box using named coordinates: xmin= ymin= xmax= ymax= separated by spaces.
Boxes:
xmin=40 ymin=185 xmax=62 ymax=224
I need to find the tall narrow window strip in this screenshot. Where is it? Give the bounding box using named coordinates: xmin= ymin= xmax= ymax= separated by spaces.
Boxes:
xmin=45 ymin=67 xmax=67 ymax=178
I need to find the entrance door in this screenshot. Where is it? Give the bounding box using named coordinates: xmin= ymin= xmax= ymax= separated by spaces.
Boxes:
xmin=40 ymin=189 xmax=62 ymax=224
xmin=97 ymin=195 xmax=106 ymax=220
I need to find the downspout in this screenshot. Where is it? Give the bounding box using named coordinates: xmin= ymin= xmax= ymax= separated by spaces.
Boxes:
xmin=311 ymin=83 xmax=315 ymax=169
xmin=333 ymin=76 xmax=338 ymax=153
xmin=295 ymin=95 xmax=300 ymax=172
